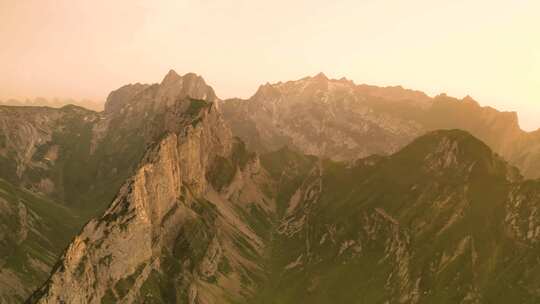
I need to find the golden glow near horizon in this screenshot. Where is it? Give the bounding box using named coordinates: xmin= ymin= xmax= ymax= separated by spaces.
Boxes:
xmin=1 ymin=0 xmax=539 ymax=130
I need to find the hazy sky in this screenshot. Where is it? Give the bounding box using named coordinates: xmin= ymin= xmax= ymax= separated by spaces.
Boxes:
xmin=1 ymin=0 xmax=539 ymax=130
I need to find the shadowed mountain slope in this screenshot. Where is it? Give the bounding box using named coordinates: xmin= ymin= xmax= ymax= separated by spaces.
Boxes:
xmin=0 ymin=179 xmax=82 ymax=303
xmin=29 ymin=128 xmax=540 ymax=304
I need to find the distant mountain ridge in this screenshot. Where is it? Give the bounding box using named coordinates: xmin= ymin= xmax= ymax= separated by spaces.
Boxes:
xmin=220 ymin=73 xmax=540 ymax=178
xmin=0 ymin=98 xmax=103 ymax=112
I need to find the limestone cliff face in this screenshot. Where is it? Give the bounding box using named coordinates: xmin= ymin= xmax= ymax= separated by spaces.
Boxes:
xmin=221 ymin=74 xmax=540 ymax=178
xmin=83 ymin=71 xmax=223 ymax=211
xmin=1 ymin=70 xmax=251 ymax=303
xmin=29 ymin=82 xmax=274 ymax=304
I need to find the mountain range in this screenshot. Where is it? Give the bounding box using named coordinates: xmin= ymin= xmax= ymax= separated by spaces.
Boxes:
xmin=221 ymin=72 xmax=540 ymax=178
xmin=0 ymin=71 xmax=539 ymax=303
xmin=0 ymin=98 xmax=103 ymax=112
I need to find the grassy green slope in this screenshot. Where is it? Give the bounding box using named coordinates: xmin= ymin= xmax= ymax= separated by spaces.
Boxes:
xmin=251 ymin=130 xmax=540 ymax=304
xmin=0 ymin=179 xmax=83 ymax=303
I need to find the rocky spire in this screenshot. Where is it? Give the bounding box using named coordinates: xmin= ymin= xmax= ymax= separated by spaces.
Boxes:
xmin=157 ymin=70 xmax=218 ymax=106
xmin=160 ymin=69 xmax=183 ymax=84
xmin=104 ymin=83 xmax=150 ymax=114
xmin=313 ymin=72 xmax=329 ymax=81
xmin=104 ymin=70 xmax=218 ymax=115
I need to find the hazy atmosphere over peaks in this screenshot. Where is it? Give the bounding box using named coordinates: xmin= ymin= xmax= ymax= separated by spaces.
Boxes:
xmin=1 ymin=0 xmax=539 ymax=130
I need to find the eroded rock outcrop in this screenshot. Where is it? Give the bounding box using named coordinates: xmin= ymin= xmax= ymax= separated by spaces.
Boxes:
xmin=29 ymin=76 xmax=274 ymax=303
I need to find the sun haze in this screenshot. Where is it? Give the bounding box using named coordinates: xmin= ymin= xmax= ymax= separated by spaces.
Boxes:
xmin=1 ymin=0 xmax=539 ymax=130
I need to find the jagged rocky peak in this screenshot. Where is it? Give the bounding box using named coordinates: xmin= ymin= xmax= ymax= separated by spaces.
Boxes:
xmin=305 ymin=71 xmax=355 ymax=89
xmin=301 ymin=72 xmax=332 ymax=92
xmin=161 ymin=68 xmax=183 ymax=83
xmin=312 ymin=71 xmax=329 ymax=81
xmin=158 ymin=69 xmax=218 ymax=105
xmin=221 ymin=70 xmax=540 ymax=177
xmin=104 ymin=70 xmax=218 ymax=115
xmin=251 ymin=72 xmax=354 ymax=103
xmin=397 ymin=129 xmax=520 ymax=180
xmin=461 ymin=94 xmax=479 ymax=106
xmin=25 ymin=88 xmax=272 ymax=304
xmin=249 ymin=72 xmax=428 ymax=107
xmin=436 ymin=93 xmax=481 ymax=108
xmin=406 ymin=129 xmax=493 ymax=159
xmin=252 ymin=82 xmax=283 ymax=101
xmin=104 ymin=83 xmax=150 ymax=114
xmin=437 ymin=93 xmax=522 ymax=133
xmin=309 ymin=72 xmax=353 ymax=85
